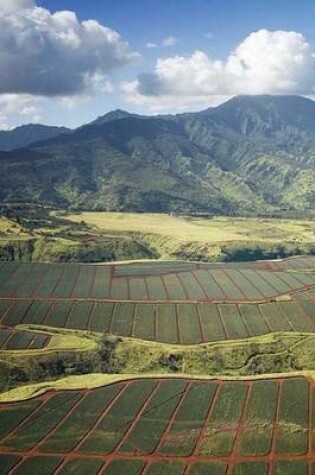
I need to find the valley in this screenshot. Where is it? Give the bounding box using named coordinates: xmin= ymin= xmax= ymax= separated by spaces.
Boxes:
xmin=0 ymin=95 xmax=315 ymax=474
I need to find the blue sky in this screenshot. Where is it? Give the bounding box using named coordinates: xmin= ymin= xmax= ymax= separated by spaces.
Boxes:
xmin=1 ymin=0 xmax=315 ymax=129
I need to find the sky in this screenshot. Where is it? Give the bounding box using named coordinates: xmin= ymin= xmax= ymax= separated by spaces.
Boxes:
xmin=1 ymin=0 xmax=315 ymax=129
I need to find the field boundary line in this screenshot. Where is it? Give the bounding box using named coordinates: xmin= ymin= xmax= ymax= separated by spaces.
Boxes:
xmin=275 ymin=302 xmax=295 ymax=332
xmin=174 ymin=273 xmax=190 ymax=301
xmin=268 ymin=379 xmax=283 ymax=473
xmin=275 ymin=270 xmax=310 ymax=292
xmin=131 ymin=303 xmax=137 ymax=338
xmin=69 ymin=265 xmax=81 ymax=299
xmin=30 ymin=264 xmax=51 ymax=299
xmin=127 ymin=277 xmax=132 ymax=300
xmin=257 ymin=303 xmax=273 ymax=333
xmin=50 ymin=265 xmax=67 ymax=299
xmin=42 ymin=301 xmax=54 ymax=325
xmin=0 ymin=393 xmax=55 ymax=445
xmin=195 ymin=304 xmax=206 ymax=343
xmin=308 ymin=381 xmax=313 ymax=471
xmin=227 ymin=382 xmax=252 ymax=475
xmin=216 ymin=305 xmax=229 ymax=340
xmin=192 ymin=270 xmax=214 ymax=303
xmin=191 ymin=381 xmax=222 ymax=455
xmin=6 ymin=455 xmax=27 ymax=475
xmin=160 ymin=274 xmax=172 ymax=301
xmin=294 ymin=301 xmax=315 ymax=331
xmin=63 ymin=302 xmax=75 ymax=330
xmin=189 ymin=272 xmax=208 ymax=301
xmin=207 ymin=270 xmax=228 ymax=302
xmin=235 ymin=304 xmax=251 ymax=338
xmin=154 ymin=381 xmax=191 ymax=455
xmin=192 ymin=270 xmax=213 ymax=303
xmin=143 ymin=277 xmax=150 ymax=302
xmin=256 ymin=271 xmax=282 ymax=299
xmin=0 ymin=329 xmax=14 ymax=349
xmin=0 ymin=263 xmax=21 ymax=297
xmin=107 ymin=303 xmax=117 ymax=334
xmin=26 ymin=332 xmax=37 ymax=350
xmin=86 ymin=301 xmax=96 ymax=332
xmin=107 ymin=265 xmax=115 ymax=299
xmin=237 ymin=270 xmax=266 ymax=301
xmin=221 ymin=268 xmax=248 ymax=302
xmin=72 ymin=382 xmax=129 ymax=453
xmin=12 ymin=264 xmax=37 ymax=299
xmin=115 ymin=381 xmax=161 ymax=454
xmin=87 ymin=265 xmax=97 ymax=300
xmin=31 ymin=392 xmax=86 ymax=453
xmin=175 ymin=304 xmax=181 ymax=344
xmin=239 ymin=269 xmax=274 ymax=301
xmin=0 ymin=300 xmax=15 ymax=324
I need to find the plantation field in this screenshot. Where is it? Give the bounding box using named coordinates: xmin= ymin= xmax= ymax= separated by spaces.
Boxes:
xmin=1 ymin=299 xmax=315 ymax=344
xmin=0 ymin=328 xmax=50 ymax=351
xmin=0 ymin=376 xmax=313 ymax=474
xmin=0 ymin=258 xmax=315 ymax=303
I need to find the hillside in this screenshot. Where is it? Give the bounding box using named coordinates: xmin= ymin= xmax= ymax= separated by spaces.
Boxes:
xmin=0 ymin=124 xmax=71 ymax=151
xmin=0 ymin=95 xmax=315 ymax=214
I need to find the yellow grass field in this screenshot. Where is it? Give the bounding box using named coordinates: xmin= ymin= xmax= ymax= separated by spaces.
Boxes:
xmin=63 ymin=212 xmax=315 ymax=244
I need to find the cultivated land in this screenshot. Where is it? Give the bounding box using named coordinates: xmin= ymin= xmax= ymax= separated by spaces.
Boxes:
xmin=0 ymin=255 xmax=314 ymax=473
xmin=0 ymin=375 xmax=313 ymax=474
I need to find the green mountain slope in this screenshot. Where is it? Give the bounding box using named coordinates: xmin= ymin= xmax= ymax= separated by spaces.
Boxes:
xmin=0 ymin=124 xmax=71 ymax=151
xmin=0 ymin=95 xmax=314 ymax=214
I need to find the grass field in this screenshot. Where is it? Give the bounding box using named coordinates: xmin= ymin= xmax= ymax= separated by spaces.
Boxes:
xmin=0 ymin=375 xmax=313 ymax=474
xmin=64 ymin=212 xmax=315 ymax=245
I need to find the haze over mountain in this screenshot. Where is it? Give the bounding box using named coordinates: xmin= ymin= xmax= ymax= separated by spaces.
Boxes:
xmin=0 ymin=95 xmax=314 ymax=215
xmin=0 ymin=124 xmax=71 ymax=151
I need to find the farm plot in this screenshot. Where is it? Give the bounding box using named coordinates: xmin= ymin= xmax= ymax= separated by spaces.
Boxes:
xmin=218 ymin=304 xmax=249 ymax=340
xmin=0 ymin=377 xmax=313 ymax=474
xmin=0 ymin=299 xmax=314 ymax=344
xmin=89 ymin=265 xmax=111 ymax=299
xmin=0 ymin=328 xmax=50 ymax=351
xmin=177 ymin=304 xmax=202 ymax=344
xmin=275 ymin=378 xmax=309 ymax=455
xmin=0 ymin=328 xmax=50 ymax=350
xmin=51 ymin=264 xmax=80 ymax=299
xmin=88 ymin=302 xmax=114 ymax=333
xmin=0 ymin=260 xmax=314 ymax=302
xmin=133 ymin=303 xmax=156 ymax=340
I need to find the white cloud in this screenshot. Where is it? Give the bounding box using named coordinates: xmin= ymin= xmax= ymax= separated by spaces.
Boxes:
xmin=162 ymin=36 xmax=178 ymax=47
xmin=0 ymin=0 xmax=138 ymax=97
xmin=123 ymin=29 xmax=315 ymax=111
xmin=0 ymin=94 xmax=43 ymax=129
xmin=146 ymin=42 xmax=157 ymax=49
xmin=0 ymin=0 xmax=34 ymax=12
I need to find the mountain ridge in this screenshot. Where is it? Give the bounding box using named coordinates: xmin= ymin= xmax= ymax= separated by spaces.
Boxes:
xmin=0 ymin=95 xmax=314 ymax=215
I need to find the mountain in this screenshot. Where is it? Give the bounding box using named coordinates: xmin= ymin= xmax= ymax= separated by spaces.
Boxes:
xmin=0 ymin=95 xmax=314 ymax=215
xmin=0 ymin=124 xmax=72 ymax=151
xmin=89 ymin=109 xmax=145 ymax=126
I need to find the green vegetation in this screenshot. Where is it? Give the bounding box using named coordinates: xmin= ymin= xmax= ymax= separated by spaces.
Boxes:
xmin=1 ymin=96 xmax=315 ymax=216
xmin=1 ymin=207 xmax=315 ymax=263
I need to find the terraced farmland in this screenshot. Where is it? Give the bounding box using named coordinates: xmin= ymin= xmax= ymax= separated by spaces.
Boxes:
xmin=0 ymin=257 xmax=314 ymax=303
xmin=0 ymin=298 xmax=315 ymax=344
xmin=0 ymin=376 xmax=313 ymax=474
xmin=0 ymin=328 xmax=50 ymax=351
